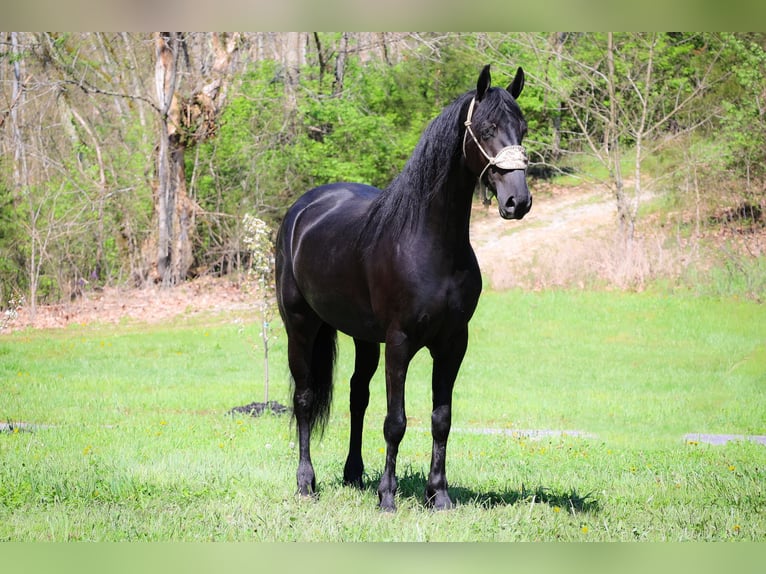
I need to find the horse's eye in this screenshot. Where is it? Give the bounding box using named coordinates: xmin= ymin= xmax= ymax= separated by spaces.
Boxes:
xmin=480 ymin=123 xmax=496 ymax=140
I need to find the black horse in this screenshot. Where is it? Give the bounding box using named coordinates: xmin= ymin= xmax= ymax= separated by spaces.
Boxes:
xmin=275 ymin=64 xmax=531 ymax=511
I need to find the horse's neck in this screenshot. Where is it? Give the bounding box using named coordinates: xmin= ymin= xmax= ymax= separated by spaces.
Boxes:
xmin=421 ymin=170 xmax=476 ymax=252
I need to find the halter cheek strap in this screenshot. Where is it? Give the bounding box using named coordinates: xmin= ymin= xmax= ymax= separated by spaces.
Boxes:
xmin=462 ymin=97 xmax=528 ymax=201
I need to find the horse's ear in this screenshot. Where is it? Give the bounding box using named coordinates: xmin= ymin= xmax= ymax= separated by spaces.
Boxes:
xmin=507 ymin=67 xmax=525 ymax=99
xmin=476 ymin=64 xmax=491 ymax=102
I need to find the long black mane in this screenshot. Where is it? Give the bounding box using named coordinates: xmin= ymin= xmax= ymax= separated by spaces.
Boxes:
xmin=357 ymin=91 xmax=476 ymax=250
xmin=357 ymin=84 xmax=525 ymax=251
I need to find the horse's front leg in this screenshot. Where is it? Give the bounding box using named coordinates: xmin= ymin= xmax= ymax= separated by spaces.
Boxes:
xmin=378 ymin=331 xmax=415 ymax=512
xmin=426 ymin=327 xmax=468 ymax=510
xmin=343 ymin=339 xmax=380 ymax=488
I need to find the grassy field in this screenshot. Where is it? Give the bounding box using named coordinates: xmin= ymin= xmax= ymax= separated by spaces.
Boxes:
xmin=1 ymin=289 xmax=764 ymax=541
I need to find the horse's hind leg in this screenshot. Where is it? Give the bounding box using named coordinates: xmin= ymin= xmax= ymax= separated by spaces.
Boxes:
xmin=343 ymin=339 xmax=380 ymax=488
xmin=286 ymin=324 xmax=320 ymax=497
xmin=286 ymin=315 xmax=337 ymax=499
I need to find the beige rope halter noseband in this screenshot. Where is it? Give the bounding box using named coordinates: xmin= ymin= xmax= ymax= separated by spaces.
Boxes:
xmin=462 ymin=96 xmax=528 ymax=202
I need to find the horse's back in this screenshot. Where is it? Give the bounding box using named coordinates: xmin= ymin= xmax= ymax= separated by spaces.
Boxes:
xmin=278 ymin=183 xmax=379 ymax=251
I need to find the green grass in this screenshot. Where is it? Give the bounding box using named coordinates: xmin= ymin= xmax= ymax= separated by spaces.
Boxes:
xmin=1 ymin=290 xmax=764 ymax=541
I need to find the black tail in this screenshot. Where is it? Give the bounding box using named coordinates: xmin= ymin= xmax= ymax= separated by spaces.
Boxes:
xmin=305 ymin=322 xmax=338 ymax=436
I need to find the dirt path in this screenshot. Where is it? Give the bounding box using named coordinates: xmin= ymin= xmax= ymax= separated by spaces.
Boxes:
xmin=471 ymin=185 xmax=618 ymax=289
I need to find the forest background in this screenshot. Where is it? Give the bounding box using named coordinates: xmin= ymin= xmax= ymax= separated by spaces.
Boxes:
xmin=1 ymin=32 xmax=765 ymax=321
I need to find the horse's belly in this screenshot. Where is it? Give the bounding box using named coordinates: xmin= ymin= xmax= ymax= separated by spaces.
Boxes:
xmin=301 ymin=283 xmax=384 ymax=342
xmin=293 ymin=235 xmax=384 ymax=342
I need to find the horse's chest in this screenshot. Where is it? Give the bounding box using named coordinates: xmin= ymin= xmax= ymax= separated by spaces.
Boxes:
xmin=404 ymin=266 xmax=482 ymax=334
xmin=443 ymin=268 xmax=482 ymax=317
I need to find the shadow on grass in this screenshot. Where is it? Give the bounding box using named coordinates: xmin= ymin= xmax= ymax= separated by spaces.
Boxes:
xmin=451 ymin=483 xmax=599 ymax=513
xmin=330 ymin=467 xmax=600 ymax=513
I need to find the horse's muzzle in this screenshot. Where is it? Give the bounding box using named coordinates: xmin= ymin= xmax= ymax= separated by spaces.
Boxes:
xmin=499 ymin=193 xmax=532 ymax=220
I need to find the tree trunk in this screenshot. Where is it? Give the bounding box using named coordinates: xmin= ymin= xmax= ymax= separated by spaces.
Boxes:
xmin=170 ymin=136 xmax=195 ymax=282
xmin=283 ymin=32 xmax=304 ymax=110
xmin=147 ymin=32 xmax=242 ymax=285
xmin=9 ymin=33 xmax=38 ymax=321
xmin=606 ymin=33 xmax=631 ymax=242
xmin=153 ymin=32 xmax=197 ymax=286
xmin=68 ymin=104 xmax=108 ymax=281
xmin=549 ymin=33 xmax=566 ymax=161
xmin=333 ymin=32 xmax=350 ymax=95
xmin=155 ymin=33 xmax=178 ymax=284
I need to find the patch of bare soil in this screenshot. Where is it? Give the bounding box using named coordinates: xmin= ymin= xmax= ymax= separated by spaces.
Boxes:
xmin=471 ymin=184 xmax=619 ymax=289
xmin=5 ymin=275 xmax=258 ymax=332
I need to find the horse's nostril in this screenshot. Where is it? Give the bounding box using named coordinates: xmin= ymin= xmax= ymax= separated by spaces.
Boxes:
xmin=505 ymin=196 xmax=516 ymax=209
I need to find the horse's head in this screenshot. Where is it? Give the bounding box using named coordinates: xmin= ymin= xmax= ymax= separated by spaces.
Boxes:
xmin=463 ymin=65 xmax=532 ymax=220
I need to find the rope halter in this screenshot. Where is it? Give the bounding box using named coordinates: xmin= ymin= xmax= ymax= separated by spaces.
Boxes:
xmin=462 ymin=96 xmax=528 ymax=203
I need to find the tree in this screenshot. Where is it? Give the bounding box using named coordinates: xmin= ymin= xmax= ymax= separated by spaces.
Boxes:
xmin=717 ymin=34 xmax=766 ymax=198
xmin=512 ymin=33 xmax=728 ymax=242
xmin=151 ymin=32 xmax=239 ymax=285
xmin=1 ymin=32 xmax=161 ymax=313
xmin=2 ymin=33 xmax=111 ymax=317
xmin=241 ymin=213 xmax=276 ymax=404
xmin=154 ymin=32 xmax=181 ymax=285
xmin=6 ymin=33 xmax=35 ymax=315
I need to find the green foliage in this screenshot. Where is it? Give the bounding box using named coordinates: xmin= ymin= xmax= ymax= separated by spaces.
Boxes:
xmin=2 ymin=33 xmax=765 ymax=302
xmin=190 ymin=62 xmax=298 ymax=273
xmin=293 ymin=89 xmax=400 ymax=188
xmin=194 ymin=61 xmax=294 ymax=220
xmin=0 ymin=180 xmax=24 ymax=304
xmin=715 ymin=34 xmax=766 ymax=184
xmin=292 ymin=59 xmax=432 ymax=189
